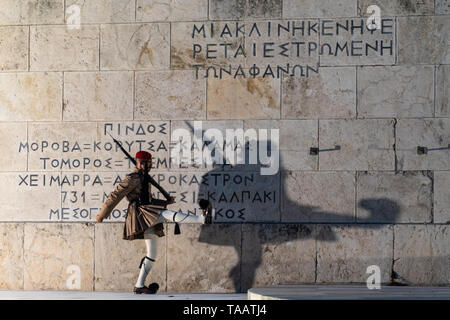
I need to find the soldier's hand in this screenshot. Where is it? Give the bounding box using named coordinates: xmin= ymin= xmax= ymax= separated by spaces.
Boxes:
xmin=167 ymin=196 xmax=176 ymax=204
xmin=96 ymin=215 xmax=104 ymax=223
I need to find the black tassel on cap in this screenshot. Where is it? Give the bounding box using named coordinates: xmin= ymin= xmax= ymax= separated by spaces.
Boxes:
xmin=174 ymin=222 xmax=181 ymax=235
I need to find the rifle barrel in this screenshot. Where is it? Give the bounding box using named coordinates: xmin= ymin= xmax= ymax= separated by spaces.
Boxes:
xmin=107 ymin=132 xmax=137 ymax=165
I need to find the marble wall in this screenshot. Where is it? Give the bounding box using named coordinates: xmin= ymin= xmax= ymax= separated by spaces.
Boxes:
xmin=0 ymin=0 xmax=449 ymax=292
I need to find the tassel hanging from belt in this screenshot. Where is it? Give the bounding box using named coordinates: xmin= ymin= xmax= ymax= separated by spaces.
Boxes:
xmin=172 ymin=211 xmax=181 ymax=235
xmin=174 ymin=222 xmax=180 ymax=235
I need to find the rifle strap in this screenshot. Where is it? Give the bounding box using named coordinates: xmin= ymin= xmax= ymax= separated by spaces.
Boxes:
xmin=148 ymin=175 xmax=171 ymax=200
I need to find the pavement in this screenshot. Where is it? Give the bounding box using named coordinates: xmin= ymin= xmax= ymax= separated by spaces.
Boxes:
xmin=2 ymin=285 xmax=450 ymax=300
xmin=0 ymin=290 xmax=247 ymax=300
xmin=248 ymin=284 xmax=450 ymax=300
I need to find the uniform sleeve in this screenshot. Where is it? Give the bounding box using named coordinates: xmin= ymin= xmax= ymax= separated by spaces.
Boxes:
xmin=98 ymin=174 xmax=140 ymax=220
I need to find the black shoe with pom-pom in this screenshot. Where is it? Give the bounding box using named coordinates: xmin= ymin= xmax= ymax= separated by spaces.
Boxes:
xmin=133 ymin=282 xmax=159 ymax=294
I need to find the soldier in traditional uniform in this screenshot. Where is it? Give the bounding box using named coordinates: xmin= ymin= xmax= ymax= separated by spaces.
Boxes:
xmin=96 ymin=150 xmax=212 ymax=294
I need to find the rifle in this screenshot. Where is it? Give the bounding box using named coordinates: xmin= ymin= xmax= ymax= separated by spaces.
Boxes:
xmin=106 ymin=132 xmax=180 ymax=234
xmin=107 ymin=132 xmax=172 ymax=199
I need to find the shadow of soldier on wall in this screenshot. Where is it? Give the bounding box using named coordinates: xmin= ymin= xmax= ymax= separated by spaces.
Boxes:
xmin=182 ymin=126 xmax=401 ymax=292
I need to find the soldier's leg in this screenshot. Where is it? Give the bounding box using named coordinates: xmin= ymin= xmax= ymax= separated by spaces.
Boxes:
xmin=159 ymin=199 xmax=212 ymax=224
xmin=134 ymin=228 xmax=158 ymax=293
xmin=160 ymin=209 xmax=205 ymax=224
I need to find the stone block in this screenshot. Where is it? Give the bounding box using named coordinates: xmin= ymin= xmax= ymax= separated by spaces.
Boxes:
xmin=30 ymin=25 xmax=99 ymax=71
xmin=436 ymin=0 xmax=450 ymax=14
xmin=434 ymin=171 xmax=450 ymax=223
xmin=244 ymin=120 xmax=318 ymax=171
xmin=436 ymin=65 xmax=450 ymax=117
xmin=137 ymin=0 xmax=208 ymax=21
xmin=319 ymin=119 xmax=395 ymax=170
xmin=393 ymin=225 xmax=450 ymax=285
xmin=358 ymin=65 xmax=434 ymax=118
xmin=0 ymin=72 xmax=62 ymax=121
xmin=209 ymin=0 xmax=246 ymax=20
xmin=241 ymin=224 xmax=316 ymax=291
xmin=94 ymin=222 xmax=166 ymax=292
xmin=135 ymin=70 xmax=206 ymax=120
xmin=27 ymin=122 xmax=98 ymax=172
xmin=356 ymin=171 xmax=432 ymax=223
xmin=246 ymin=0 xmax=282 ymax=19
xmin=0 ymin=172 xmax=61 ymax=221
xmin=66 ymin=0 xmax=135 ymax=23
xmin=23 ymin=223 xmax=94 ymax=290
xmin=0 ymin=223 xmax=24 ymax=290
xmin=0 ymin=0 xmax=64 ymax=25
xmin=170 ymin=21 xmax=245 ymax=69
xmin=209 ymin=0 xmax=282 ymax=20
xmin=283 ymin=0 xmax=357 ymax=18
xmin=279 ymin=151 xmax=313 ymax=172
xmin=316 ymin=225 xmax=393 ymax=283
xmin=0 ymin=122 xmax=27 ymax=171
xmin=282 ymin=67 xmax=356 ymax=119
xmin=396 ymin=118 xmax=450 ymax=170
xmin=358 ymin=0 xmax=435 ymax=16
xmin=100 ymin=23 xmax=170 ymax=70
xmin=281 ymin=171 xmax=355 ymax=222
xmin=207 ymin=77 xmax=280 ymax=120
xmin=97 ymin=121 xmax=170 ymax=172
xmin=63 ymin=71 xmax=133 ymax=121
xmin=319 ymin=17 xmax=396 ymax=66
xmin=398 ymin=16 xmax=449 ymax=64
xmin=167 ymin=224 xmax=241 ymax=293
xmin=0 ymin=26 xmax=28 ymax=71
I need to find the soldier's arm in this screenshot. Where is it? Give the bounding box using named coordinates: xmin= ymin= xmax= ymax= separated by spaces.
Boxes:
xmin=96 ymin=174 xmax=139 ymax=222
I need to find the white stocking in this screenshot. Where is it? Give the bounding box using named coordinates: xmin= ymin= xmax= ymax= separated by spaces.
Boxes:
xmin=160 ymin=209 xmax=205 ymax=224
xmin=135 ymin=229 xmax=158 ymax=288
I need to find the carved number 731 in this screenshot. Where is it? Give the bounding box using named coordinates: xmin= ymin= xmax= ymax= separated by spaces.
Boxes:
xmin=62 ymin=191 xmax=86 ymax=203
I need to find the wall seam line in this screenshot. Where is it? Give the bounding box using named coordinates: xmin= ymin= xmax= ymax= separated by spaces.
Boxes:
xmin=98 ymin=26 xmax=101 ymax=70
xmin=28 ymin=25 xmax=31 ymax=71
xmin=240 ymin=223 xmax=243 ymax=293
xmin=133 ymin=71 xmax=136 ymax=120
xmin=62 ymin=72 xmax=64 ymax=121
xmin=22 ymin=223 xmax=25 ymax=290
xmin=93 ymin=222 xmax=96 ymax=291
xmin=355 ymin=66 xmax=358 ymax=119
xmin=354 ymin=171 xmax=357 ymax=222
xmin=391 ymin=224 xmax=395 ymax=284
xmin=314 ymin=226 xmax=318 ymax=283
xmin=434 ymin=65 xmax=437 ymax=117
xmin=26 ymin=121 xmax=29 ymax=171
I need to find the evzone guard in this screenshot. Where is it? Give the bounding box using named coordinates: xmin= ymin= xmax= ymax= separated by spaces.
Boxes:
xmin=96 ymin=150 xmax=212 ymax=294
